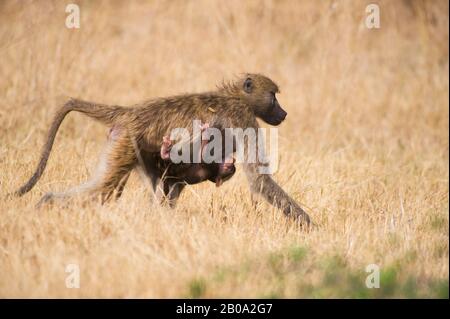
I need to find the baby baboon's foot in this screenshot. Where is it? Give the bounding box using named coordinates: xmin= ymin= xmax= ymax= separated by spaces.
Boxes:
xmin=161 ymin=136 xmax=172 ymax=160
xmin=199 ymin=122 xmax=210 ymax=132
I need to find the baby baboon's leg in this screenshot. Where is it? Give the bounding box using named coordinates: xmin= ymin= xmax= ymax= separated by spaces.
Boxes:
xmin=37 ymin=128 xmax=136 ymax=207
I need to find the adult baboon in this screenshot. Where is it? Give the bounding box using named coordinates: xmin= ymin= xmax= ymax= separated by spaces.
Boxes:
xmin=16 ymin=74 xmax=311 ymax=225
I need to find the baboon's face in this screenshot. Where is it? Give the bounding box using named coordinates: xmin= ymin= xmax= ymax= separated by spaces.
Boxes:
xmin=260 ymin=92 xmax=287 ymax=126
xmin=240 ymin=74 xmax=287 ymax=126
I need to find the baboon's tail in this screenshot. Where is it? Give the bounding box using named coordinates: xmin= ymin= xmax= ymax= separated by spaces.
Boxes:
xmin=15 ymin=98 xmax=128 ymax=196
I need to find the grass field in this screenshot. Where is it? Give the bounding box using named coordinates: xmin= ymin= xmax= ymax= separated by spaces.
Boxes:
xmin=0 ymin=0 xmax=448 ymax=298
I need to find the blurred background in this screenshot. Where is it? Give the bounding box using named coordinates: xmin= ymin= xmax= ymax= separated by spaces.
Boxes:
xmin=0 ymin=0 xmax=448 ymax=298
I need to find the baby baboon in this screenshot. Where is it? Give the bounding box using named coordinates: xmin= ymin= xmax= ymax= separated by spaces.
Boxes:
xmin=160 ymin=122 xmax=236 ymax=187
xmin=16 ymin=73 xmax=311 ymax=225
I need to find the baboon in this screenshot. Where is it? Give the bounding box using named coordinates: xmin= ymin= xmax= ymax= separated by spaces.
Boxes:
xmin=15 ymin=73 xmax=311 ymax=225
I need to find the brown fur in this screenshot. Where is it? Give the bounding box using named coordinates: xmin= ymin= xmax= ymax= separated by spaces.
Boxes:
xmin=16 ymin=74 xmax=311 ymax=225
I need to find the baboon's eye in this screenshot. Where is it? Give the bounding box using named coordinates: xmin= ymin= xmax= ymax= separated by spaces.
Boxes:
xmin=243 ymin=78 xmax=253 ymax=93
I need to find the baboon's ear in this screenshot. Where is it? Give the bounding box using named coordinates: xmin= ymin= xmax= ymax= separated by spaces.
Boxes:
xmin=243 ymin=78 xmax=253 ymax=93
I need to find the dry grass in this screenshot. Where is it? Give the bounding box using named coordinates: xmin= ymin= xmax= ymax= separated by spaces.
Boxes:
xmin=0 ymin=0 xmax=448 ymax=298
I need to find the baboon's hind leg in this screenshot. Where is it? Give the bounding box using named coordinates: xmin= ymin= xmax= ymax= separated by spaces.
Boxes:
xmin=37 ymin=129 xmax=136 ymax=207
xmin=97 ymin=170 xmax=131 ymax=203
xmin=113 ymin=171 xmax=131 ymax=200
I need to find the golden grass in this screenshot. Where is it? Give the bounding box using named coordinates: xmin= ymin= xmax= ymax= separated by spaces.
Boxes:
xmin=0 ymin=0 xmax=448 ymax=298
